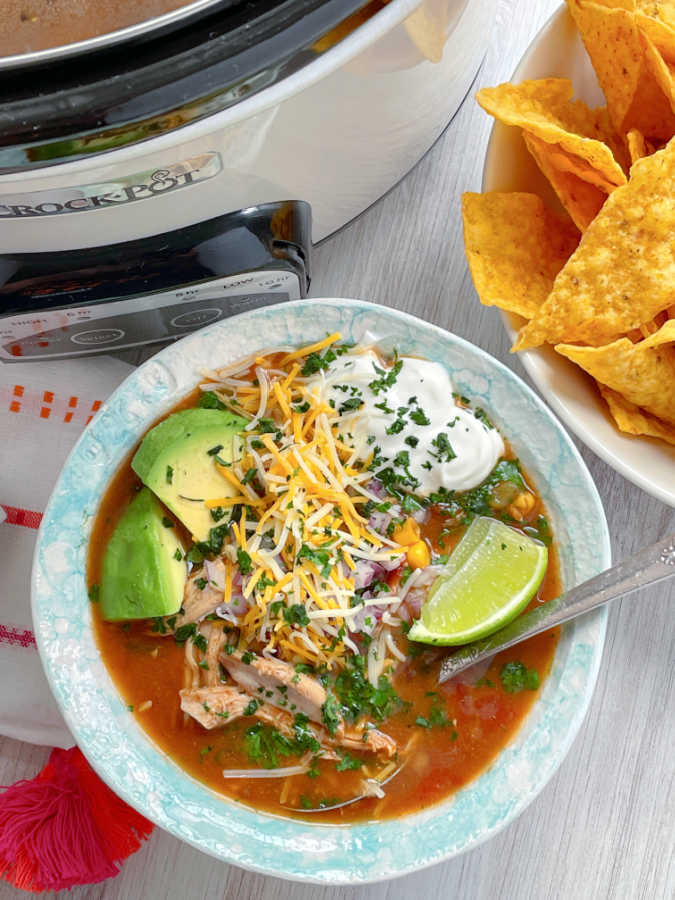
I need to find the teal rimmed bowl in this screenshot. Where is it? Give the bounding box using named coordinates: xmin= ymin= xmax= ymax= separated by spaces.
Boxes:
xmin=32 ymin=298 xmax=609 ymax=884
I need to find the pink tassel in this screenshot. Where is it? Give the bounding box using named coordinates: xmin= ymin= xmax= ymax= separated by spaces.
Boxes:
xmin=0 ymin=747 xmax=153 ymax=893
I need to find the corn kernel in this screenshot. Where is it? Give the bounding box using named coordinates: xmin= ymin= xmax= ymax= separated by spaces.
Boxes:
xmin=392 ymin=517 xmax=421 ymax=546
xmin=507 ymin=491 xmax=536 ymax=522
xmin=407 ymin=540 xmax=430 ymax=569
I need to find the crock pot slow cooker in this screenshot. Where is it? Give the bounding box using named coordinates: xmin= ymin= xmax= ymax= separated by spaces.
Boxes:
xmin=0 ymin=0 xmax=489 ymax=361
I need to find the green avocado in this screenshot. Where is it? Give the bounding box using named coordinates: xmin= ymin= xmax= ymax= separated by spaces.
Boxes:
xmin=131 ymin=408 xmax=247 ymax=541
xmin=101 ymin=487 xmax=186 ymax=621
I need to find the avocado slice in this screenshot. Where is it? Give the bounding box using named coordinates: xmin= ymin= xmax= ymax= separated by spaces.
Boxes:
xmin=100 ymin=487 xmax=186 ymax=621
xmin=131 ymin=408 xmax=247 ymax=541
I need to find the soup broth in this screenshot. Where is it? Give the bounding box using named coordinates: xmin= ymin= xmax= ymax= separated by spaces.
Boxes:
xmin=91 ymin=339 xmax=560 ymax=822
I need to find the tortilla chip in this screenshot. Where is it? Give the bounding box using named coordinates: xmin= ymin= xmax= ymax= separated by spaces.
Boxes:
xmin=589 ymin=1 xmax=636 ymax=9
xmin=515 ymin=140 xmax=675 ymax=349
xmin=568 ymin=0 xmax=675 ymax=140
xmin=312 ymin=1 xmax=386 ymax=52
xmin=599 ymin=385 xmax=675 ymax=444
xmin=556 ymin=320 xmax=675 ymax=423
xmin=461 ymin=193 xmax=579 ymax=320
xmin=641 ymin=28 xmax=675 ymax=111
xmin=626 ymin=126 xmax=654 ymax=161
xmin=636 ymin=7 xmax=675 ymax=60
xmin=476 ymin=79 xmax=627 ymax=188
xmin=523 ymin=132 xmax=608 ymax=230
xmin=404 ymin=2 xmax=446 ymax=63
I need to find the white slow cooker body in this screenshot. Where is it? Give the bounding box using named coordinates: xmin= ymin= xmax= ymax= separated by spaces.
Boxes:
xmin=0 ymin=0 xmax=489 ymax=250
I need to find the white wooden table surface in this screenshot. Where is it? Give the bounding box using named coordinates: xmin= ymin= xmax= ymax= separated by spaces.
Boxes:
xmin=1 ymin=1 xmax=673 ymax=897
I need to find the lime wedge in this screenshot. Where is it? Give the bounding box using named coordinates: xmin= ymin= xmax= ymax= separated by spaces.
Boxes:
xmin=408 ymin=516 xmax=548 ymax=646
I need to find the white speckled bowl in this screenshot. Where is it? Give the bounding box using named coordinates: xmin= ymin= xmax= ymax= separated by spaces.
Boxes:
xmin=32 ymin=299 xmax=609 ymax=884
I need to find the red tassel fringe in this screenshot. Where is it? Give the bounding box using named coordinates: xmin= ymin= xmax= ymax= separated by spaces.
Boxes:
xmin=0 ymin=747 xmax=153 ymax=893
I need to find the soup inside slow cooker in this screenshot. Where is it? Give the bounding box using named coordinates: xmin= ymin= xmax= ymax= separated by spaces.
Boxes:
xmin=1 ymin=0 xmax=203 ymax=56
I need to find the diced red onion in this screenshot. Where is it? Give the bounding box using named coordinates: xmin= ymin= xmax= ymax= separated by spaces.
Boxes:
xmin=380 ymin=554 xmax=405 ymax=572
xmin=404 ymin=589 xmax=425 ymax=619
xmin=352 ymin=560 xmax=386 ymax=591
xmin=411 ymin=506 xmax=429 ymax=525
xmin=368 ymin=511 xmax=392 ymax=534
xmin=368 ymin=479 xmax=386 ymax=498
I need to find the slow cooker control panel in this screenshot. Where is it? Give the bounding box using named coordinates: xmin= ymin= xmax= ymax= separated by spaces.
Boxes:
xmin=0 ymin=271 xmax=300 ymax=361
xmin=0 ymin=201 xmax=311 ymax=362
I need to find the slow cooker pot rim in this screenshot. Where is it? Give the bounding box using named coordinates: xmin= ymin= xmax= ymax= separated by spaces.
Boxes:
xmin=0 ymin=0 xmax=434 ymax=178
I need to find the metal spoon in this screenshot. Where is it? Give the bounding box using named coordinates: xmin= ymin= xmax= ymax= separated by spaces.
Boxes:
xmin=282 ymin=765 xmax=403 ymax=814
xmin=439 ymin=533 xmax=675 ymax=683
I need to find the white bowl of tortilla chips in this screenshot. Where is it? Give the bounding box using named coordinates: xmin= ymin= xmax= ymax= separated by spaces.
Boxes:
xmin=464 ymin=2 xmax=675 ymax=506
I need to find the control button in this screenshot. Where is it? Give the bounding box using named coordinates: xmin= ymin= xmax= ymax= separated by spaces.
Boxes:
xmin=170 ymin=308 xmax=222 ymax=328
xmin=70 ymin=328 xmax=125 ymax=346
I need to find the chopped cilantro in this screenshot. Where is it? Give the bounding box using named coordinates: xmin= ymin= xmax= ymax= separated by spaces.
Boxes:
xmin=283 ymin=604 xmax=310 ymax=627
xmin=430 ymin=432 xmax=456 ymax=462
xmin=210 ymin=506 xmax=226 ymax=522
xmin=474 ymin=407 xmax=494 ymax=429
xmin=151 ymin=617 xmax=167 ymax=634
xmin=166 ymin=465 xmax=173 ymax=484
xmin=386 ymin=418 xmax=406 ymax=435
xmin=173 ymin=623 xmax=196 ymax=644
xmin=404 ymin=435 xmax=419 ymax=448
xmin=186 ymin=545 xmax=204 ymax=564
xmin=369 ymin=359 xmax=403 ymax=396
xmin=296 ymin=543 xmax=332 ymax=577
xmin=207 ymin=444 xmax=224 ymax=456
xmin=237 ymin=548 xmax=253 ymax=574
xmin=243 ymin=714 xmax=321 ymax=768
xmin=524 ymin=515 xmax=552 ymax=546
xmin=335 ymin=750 xmax=363 ymax=772
xmin=410 ymin=408 xmax=431 ymax=426
xmin=197 ymin=391 xmax=226 ymax=410
xmin=294 ymin=401 xmax=310 ymax=413
xmin=321 ymin=689 xmax=341 ymax=736
xmin=499 ymin=661 xmax=540 ymax=693
xmin=301 ymin=350 xmax=333 ymax=376
xmin=195 ymin=577 xmax=207 ymax=591
xmin=331 ymin=655 xmax=405 ymax=723
xmin=241 ymin=650 xmax=254 ymax=665
xmin=415 ymin=697 xmax=451 ymax=729
xmin=374 ymin=400 xmax=394 ymax=415
xmin=338 ymin=396 xmax=364 ymax=415
xmin=295 ymin=663 xmax=315 ymax=674
xmin=243 ymin=699 xmax=261 ymax=716
xmin=88 ymin=584 xmax=100 ymax=603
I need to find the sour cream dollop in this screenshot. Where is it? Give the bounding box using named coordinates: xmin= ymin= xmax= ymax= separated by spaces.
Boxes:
xmin=307 ymin=350 xmax=504 ymax=495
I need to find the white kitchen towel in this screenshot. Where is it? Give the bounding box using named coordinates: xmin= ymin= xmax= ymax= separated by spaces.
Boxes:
xmin=0 ymin=355 xmax=134 ymax=748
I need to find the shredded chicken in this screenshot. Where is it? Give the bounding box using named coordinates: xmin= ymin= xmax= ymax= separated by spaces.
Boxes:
xmin=205 ymin=622 xmax=225 ymax=687
xmin=341 ymin=725 xmax=397 ymax=758
xmin=221 ymin=650 xmax=327 ymax=724
xmin=176 ymin=562 xmax=226 ymax=626
xmin=219 ymin=650 xmax=397 ymax=757
xmin=179 ymin=685 xmax=250 ymax=729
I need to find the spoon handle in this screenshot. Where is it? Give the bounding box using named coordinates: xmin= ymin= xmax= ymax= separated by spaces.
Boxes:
xmin=439 ymin=533 xmax=675 ymax=683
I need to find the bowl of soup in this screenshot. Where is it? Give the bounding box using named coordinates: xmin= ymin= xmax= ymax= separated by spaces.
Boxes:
xmin=32 ymin=298 xmax=609 ymax=883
